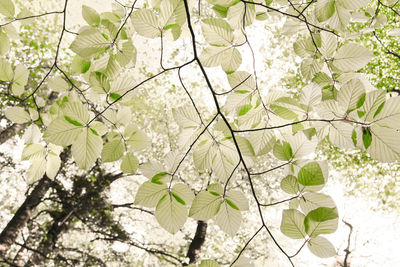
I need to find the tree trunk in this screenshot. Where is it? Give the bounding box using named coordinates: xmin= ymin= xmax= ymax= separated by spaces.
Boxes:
xmin=184 ymin=220 xmax=208 ymax=266
xmin=0 ymin=175 xmax=51 ymax=258
xmin=0 ymin=123 xmax=24 ymax=145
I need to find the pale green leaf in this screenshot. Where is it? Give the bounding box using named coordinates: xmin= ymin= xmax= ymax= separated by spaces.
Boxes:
xmin=46 ymin=152 xmax=61 ymax=179
xmin=4 ymin=107 xmax=30 ymax=123
xmin=22 ymin=124 xmax=41 ymax=144
xmin=82 ymin=5 xmax=100 ymax=26
xmin=0 ymin=0 xmax=15 ymax=17
xmin=308 ymin=236 xmax=337 ymax=258
xmin=27 ymin=158 xmax=46 ymax=183
xmin=0 ymin=30 xmax=10 ymax=55
xmin=22 ymin=144 xmax=45 ymax=161
xmin=172 ymin=183 xmax=194 ymax=205
xmin=315 ymin=0 xmax=335 ymax=22
xmin=280 ymin=209 xmax=307 ymax=239
xmin=337 ymin=0 xmax=370 ymax=10
xmin=320 ymin=31 xmax=337 ymax=58
xmin=333 ymin=43 xmax=374 ymax=72
xmin=47 ymin=76 xmax=69 ymax=92
xmin=193 ymin=137 xmax=216 ymax=171
xmin=299 ymin=192 xmax=336 ymax=214
xmin=367 ymin=125 xmax=400 ymax=162
xmin=131 ymin=9 xmax=160 ymax=38
xmin=202 ymin=18 xmax=233 ymax=46
xmin=71 ymin=128 xmax=103 ymax=170
xmin=227 ymin=2 xmax=255 ymax=29
xmin=72 ymin=55 xmax=91 ymax=74
xmin=70 ymin=28 xmax=110 ymax=59
xmin=281 ymin=175 xmax=299 ymax=194
xmin=102 ymin=139 xmax=124 ymax=162
xmin=215 ymin=201 xmax=242 ymax=236
xmin=155 ymin=193 xmax=188 ymax=234
xmin=0 ymin=58 xmax=13 ymax=81
xmin=159 ymin=0 xmax=186 ymax=28
xmin=134 ymin=181 xmax=168 ymax=208
xmin=231 ymin=256 xmax=253 ymax=267
xmin=172 ymin=105 xmax=201 ymax=128
xmin=328 ymin=4 xmax=350 ymax=32
xmin=120 ymin=153 xmax=139 ymax=174
xmin=125 ymin=125 xmax=151 ymax=151
xmin=11 ymin=64 xmax=29 ymax=96
xmin=189 ymin=190 xmax=222 ymax=220
xmin=199 ymin=260 xmax=220 ymax=267
xmin=212 ymin=139 xmax=239 ymax=182
xmin=248 ymin=130 xmax=275 ymax=155
xmin=226 ymin=190 xmax=249 ymax=211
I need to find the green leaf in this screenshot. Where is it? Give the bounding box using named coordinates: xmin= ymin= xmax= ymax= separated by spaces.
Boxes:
xmin=373 ymin=102 xmax=385 ymax=118
xmin=72 ymin=55 xmax=91 ymax=74
xmin=102 ymin=138 xmax=124 ymax=162
xmin=281 ymin=175 xmax=299 ymax=194
xmin=4 ymin=107 xmax=30 ymax=123
xmin=304 ymin=208 xmax=338 ymax=236
xmin=155 ymin=193 xmax=188 ymax=234
xmin=298 ymin=162 xmax=325 ymax=186
xmin=333 ymin=43 xmax=374 ymax=72
xmin=202 ymin=18 xmax=233 ymax=46
xmin=307 ymin=207 xmax=338 ymax=222
xmin=131 ymin=9 xmax=160 ymax=38
xmin=362 ymin=127 xmax=372 ymax=150
xmin=273 ymin=141 xmax=293 ymax=161
xmin=72 ymin=128 xmax=103 ymax=170
xmin=82 ymin=5 xmax=100 ymax=26
xmin=213 ymin=5 xmax=229 ymax=17
xmin=299 ymin=193 xmax=336 ymax=214
xmin=172 ymin=183 xmax=194 ymax=205
xmin=64 ymin=116 xmax=83 ymax=127
xmin=238 ymin=104 xmax=252 ymax=116
xmin=189 ymin=190 xmax=222 ymax=220
xmin=315 ymin=0 xmax=335 ymax=22
xmin=0 ymin=0 xmax=15 ymax=17
xmin=134 ymin=181 xmax=168 ymax=208
xmin=280 ymin=209 xmax=307 ymax=239
xmin=151 ymin=172 xmax=169 ymax=183
xmin=215 ymin=201 xmax=242 ymax=236
xmin=308 ymin=236 xmax=337 ymax=258
xmin=0 ymin=58 xmax=13 ymax=81
xmin=120 ymin=153 xmax=139 ymax=174
xmin=226 ymin=190 xmax=248 ymax=211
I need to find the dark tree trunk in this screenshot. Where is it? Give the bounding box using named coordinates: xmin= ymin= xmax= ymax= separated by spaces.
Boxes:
xmin=24 ymin=172 xmax=123 ymax=265
xmin=0 ymin=176 xmax=51 ymax=258
xmin=0 ymin=123 xmax=24 ymax=145
xmin=184 ymin=220 xmax=208 ymax=266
